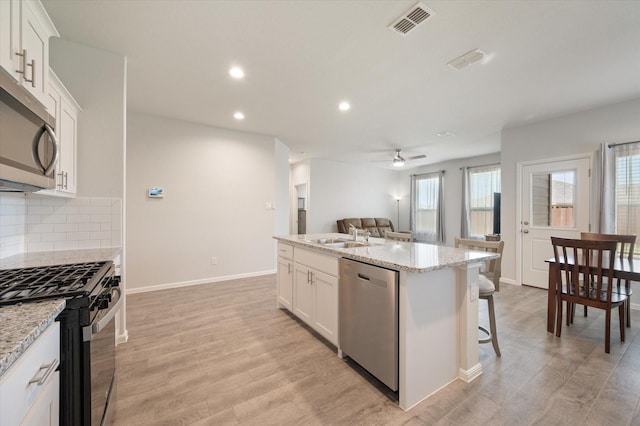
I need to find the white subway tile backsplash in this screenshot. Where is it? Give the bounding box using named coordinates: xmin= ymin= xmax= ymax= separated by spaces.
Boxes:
xmin=25 ymin=233 xmax=41 ymax=243
xmin=54 ymin=223 xmax=79 ymax=233
xmin=67 ymin=232 xmax=90 ymax=241
xmin=90 ymin=231 xmax=111 ymax=241
xmin=1 ymin=195 xmax=123 ymax=258
xmin=42 ymin=214 xmax=68 ymax=224
xmin=55 ymin=240 xmax=79 ymax=250
xmin=26 ymin=242 xmax=54 ymax=252
xmin=41 ymin=232 xmax=63 ymax=242
xmin=90 ymin=215 xmax=111 ymax=224
xmin=27 ymin=223 xmax=54 ymax=233
xmin=27 ymin=205 xmax=55 ymax=215
xmin=78 ymin=223 xmax=100 ymax=232
xmin=68 ymin=215 xmax=91 ymax=224
xmin=78 ymin=240 xmax=101 ymax=249
xmin=25 ymin=215 xmax=42 ymax=224
xmin=0 ymin=224 xmax=22 ymax=237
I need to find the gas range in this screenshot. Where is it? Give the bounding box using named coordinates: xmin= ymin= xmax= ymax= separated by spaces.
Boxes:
xmin=0 ymin=261 xmax=120 ymax=425
xmin=0 ymin=261 xmax=114 ymax=307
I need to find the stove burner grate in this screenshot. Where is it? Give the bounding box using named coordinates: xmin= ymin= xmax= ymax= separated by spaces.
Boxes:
xmin=0 ymin=262 xmax=110 ymax=305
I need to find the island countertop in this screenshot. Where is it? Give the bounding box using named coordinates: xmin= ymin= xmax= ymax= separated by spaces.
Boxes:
xmin=274 ymin=233 xmax=498 ymax=273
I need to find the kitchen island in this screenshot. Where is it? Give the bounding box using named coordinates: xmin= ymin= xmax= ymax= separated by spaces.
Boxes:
xmin=273 ymin=233 xmax=499 ymax=411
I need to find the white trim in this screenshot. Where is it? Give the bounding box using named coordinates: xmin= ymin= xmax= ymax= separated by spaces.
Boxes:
xmin=401 ymin=378 xmax=458 ymax=411
xmin=500 ymin=277 xmax=520 ymax=286
xmin=458 ymin=363 xmax=483 ymax=383
xmin=116 ymin=330 xmax=128 ymax=344
xmin=126 ymin=269 xmax=277 ymax=294
xmin=631 ymin=301 xmax=640 ymax=312
xmin=515 ymin=152 xmax=593 ymax=287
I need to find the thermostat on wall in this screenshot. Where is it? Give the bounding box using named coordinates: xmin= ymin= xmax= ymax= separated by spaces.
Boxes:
xmin=148 ymin=187 xmax=164 ymax=198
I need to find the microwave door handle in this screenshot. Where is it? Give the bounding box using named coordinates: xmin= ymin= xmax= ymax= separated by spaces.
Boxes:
xmin=31 ymin=124 xmax=59 ymax=175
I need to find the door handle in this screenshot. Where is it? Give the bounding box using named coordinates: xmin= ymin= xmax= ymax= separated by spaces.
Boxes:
xmin=523 ymin=229 xmax=529 ymax=234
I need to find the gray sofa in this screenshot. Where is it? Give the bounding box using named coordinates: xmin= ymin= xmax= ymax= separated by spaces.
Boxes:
xmin=336 ymin=218 xmax=395 ymax=237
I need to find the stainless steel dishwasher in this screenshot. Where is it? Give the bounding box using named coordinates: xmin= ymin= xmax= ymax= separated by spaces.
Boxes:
xmin=339 ymin=258 xmax=399 ymax=391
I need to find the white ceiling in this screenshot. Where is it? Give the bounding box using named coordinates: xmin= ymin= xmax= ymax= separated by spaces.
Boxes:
xmin=42 ymin=0 xmax=640 ymax=169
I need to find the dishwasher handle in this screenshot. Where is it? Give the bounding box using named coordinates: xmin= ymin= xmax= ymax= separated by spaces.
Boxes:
xmin=357 ymin=273 xmax=370 ymax=281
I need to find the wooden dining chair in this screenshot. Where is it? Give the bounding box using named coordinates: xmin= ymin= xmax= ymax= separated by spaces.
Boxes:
xmin=580 ymin=232 xmax=636 ymax=327
xmin=551 ymin=237 xmax=626 ymax=353
xmin=384 ymin=231 xmax=413 ymax=242
xmin=455 ymin=238 xmax=504 ymax=356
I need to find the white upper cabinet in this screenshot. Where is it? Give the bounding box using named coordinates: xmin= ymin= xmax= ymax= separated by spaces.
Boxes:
xmin=0 ymin=0 xmax=58 ymax=106
xmin=42 ymin=70 xmax=80 ymax=196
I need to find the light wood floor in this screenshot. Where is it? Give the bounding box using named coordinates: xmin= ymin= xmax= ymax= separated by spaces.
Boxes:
xmin=113 ymin=275 xmax=640 ymax=425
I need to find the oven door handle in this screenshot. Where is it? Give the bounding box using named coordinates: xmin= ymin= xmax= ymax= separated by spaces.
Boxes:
xmin=92 ymin=287 xmax=122 ymax=335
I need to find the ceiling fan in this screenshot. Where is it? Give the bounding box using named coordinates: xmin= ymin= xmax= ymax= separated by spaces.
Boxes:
xmin=373 ymin=149 xmax=427 ymax=167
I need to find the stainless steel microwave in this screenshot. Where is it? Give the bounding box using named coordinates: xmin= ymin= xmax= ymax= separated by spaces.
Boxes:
xmin=0 ymin=66 xmax=58 ymax=192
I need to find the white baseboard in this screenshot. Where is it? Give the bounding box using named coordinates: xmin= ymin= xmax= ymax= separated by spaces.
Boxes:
xmin=116 ymin=330 xmax=129 ymax=344
xmin=500 ymin=277 xmax=520 ymax=286
xmin=126 ymin=269 xmax=277 ymax=295
xmin=459 ymin=363 xmax=483 ymax=383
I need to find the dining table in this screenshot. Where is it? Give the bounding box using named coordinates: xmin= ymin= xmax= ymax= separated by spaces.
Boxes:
xmin=546 ymin=255 xmax=640 ymax=333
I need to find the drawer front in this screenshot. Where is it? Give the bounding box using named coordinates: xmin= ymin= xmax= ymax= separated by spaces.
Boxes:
xmin=294 ymin=248 xmax=339 ymax=277
xmin=277 ymin=243 xmax=293 ymax=260
xmin=0 ymin=322 xmax=60 ymax=425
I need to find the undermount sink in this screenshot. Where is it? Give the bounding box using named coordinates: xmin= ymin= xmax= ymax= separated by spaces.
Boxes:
xmin=307 ymin=238 xmax=371 ymax=248
xmin=325 ymin=241 xmax=367 ymax=248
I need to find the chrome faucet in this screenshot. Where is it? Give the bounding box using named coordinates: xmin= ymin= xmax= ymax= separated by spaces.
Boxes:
xmin=349 ymin=224 xmax=358 ymax=241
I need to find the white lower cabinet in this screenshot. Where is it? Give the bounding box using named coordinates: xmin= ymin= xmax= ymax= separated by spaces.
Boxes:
xmin=19 ymin=371 xmax=59 ymax=426
xmin=290 ymin=247 xmax=339 ymax=346
xmin=0 ymin=322 xmax=60 ymax=426
xmin=277 ymin=255 xmax=294 ymax=310
xmin=276 ymin=243 xmax=294 ymax=311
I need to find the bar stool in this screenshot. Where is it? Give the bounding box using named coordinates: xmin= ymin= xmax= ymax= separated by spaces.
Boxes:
xmin=455 ymin=238 xmax=504 ymax=356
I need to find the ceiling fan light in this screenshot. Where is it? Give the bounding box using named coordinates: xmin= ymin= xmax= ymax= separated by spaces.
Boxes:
xmin=392 ymin=158 xmax=405 ymax=167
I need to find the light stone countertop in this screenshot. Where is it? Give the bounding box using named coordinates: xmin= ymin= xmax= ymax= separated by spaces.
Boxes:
xmin=0 ymin=247 xmax=121 ymax=270
xmin=274 ymin=233 xmax=499 ymax=273
xmin=0 ymin=299 xmax=66 ymax=378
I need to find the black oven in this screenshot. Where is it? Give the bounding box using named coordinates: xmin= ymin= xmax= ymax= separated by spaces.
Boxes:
xmin=0 ymin=261 xmax=120 ymax=425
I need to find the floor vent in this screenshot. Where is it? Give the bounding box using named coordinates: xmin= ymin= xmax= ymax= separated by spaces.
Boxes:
xmin=389 ymin=2 xmax=435 ymax=36
xmin=447 ymin=49 xmax=486 ymax=70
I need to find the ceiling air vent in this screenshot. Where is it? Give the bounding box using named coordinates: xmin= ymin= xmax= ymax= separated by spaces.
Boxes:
xmin=447 ymin=49 xmax=487 ymax=70
xmin=389 ymin=2 xmax=435 ymax=36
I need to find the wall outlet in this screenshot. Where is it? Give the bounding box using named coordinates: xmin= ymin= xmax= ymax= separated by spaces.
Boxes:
xmin=210 ymin=256 xmax=218 ymax=265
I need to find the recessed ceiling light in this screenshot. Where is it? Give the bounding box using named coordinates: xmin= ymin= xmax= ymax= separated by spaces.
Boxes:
xmin=229 ymin=67 xmax=245 ymax=79
xmin=436 ymin=131 xmax=456 ymax=137
xmin=338 ymin=101 xmax=351 ymax=111
xmin=234 ymin=112 xmax=245 ymax=120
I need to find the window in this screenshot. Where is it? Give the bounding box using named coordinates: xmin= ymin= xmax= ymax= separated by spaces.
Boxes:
xmin=411 ymin=171 xmax=444 ymax=242
xmin=467 ymin=165 xmax=501 ymax=237
xmin=531 ymin=170 xmax=575 ymax=228
xmin=614 ymin=144 xmax=640 ymax=237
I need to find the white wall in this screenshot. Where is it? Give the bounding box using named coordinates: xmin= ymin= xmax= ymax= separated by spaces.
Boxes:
xmin=274 ymin=139 xmax=290 ymax=238
xmin=398 ymin=152 xmax=501 ymax=247
xmin=501 ymin=97 xmax=640 ymax=285
xmin=126 ymin=112 xmax=283 ymax=291
xmin=306 ymin=159 xmax=399 ymax=233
